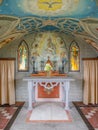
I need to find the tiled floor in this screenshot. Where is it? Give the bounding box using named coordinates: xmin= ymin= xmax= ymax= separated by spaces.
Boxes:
xmin=10 ymin=102 xmax=89 ymax=130
xmin=80 ymin=106 xmax=98 ymax=129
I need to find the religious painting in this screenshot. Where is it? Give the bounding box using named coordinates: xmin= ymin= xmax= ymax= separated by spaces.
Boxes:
xmin=30 ymin=32 xmax=68 ymax=75
xmin=17 ymin=40 xmax=29 ymax=72
xmin=69 ymin=41 xmax=80 ymax=71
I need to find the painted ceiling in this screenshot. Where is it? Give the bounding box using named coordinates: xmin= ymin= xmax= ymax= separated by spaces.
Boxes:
xmin=0 ymin=0 xmax=98 ymax=50
xmin=0 ymin=0 xmax=98 ymax=17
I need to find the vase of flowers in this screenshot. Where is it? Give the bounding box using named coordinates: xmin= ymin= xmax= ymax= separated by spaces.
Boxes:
xmin=44 ymin=63 xmax=52 ymax=77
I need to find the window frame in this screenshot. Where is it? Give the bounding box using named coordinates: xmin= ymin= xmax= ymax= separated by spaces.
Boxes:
xmin=17 ymin=40 xmax=29 ymax=72
xmin=69 ymin=41 xmax=80 ymax=72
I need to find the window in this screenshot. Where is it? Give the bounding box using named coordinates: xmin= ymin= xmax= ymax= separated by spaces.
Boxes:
xmin=17 ymin=40 xmax=29 ymax=72
xmin=69 ymin=41 xmax=80 ymax=71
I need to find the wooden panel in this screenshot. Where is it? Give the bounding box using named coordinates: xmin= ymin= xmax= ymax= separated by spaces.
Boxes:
xmin=82 ymin=58 xmax=98 ymax=60
xmin=0 ymin=58 xmax=15 ymax=60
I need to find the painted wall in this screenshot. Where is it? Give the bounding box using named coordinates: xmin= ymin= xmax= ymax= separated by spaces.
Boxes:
xmin=0 ymin=32 xmax=97 ymax=103
xmin=30 ymin=33 xmax=68 ymax=74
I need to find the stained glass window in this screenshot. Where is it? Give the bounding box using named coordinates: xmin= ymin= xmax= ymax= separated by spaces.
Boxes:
xmin=17 ymin=40 xmax=29 ymax=72
xmin=69 ymin=41 xmax=80 ymax=71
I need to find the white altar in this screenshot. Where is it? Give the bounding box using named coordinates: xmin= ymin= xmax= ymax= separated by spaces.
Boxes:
xmin=23 ymin=76 xmax=74 ymax=110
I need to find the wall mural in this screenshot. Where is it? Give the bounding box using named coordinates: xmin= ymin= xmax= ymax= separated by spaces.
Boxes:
xmin=30 ymin=33 xmax=68 ymax=74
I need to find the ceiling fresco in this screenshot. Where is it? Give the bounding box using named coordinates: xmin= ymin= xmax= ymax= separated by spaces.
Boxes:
xmin=0 ymin=0 xmax=97 ymax=18
xmin=0 ymin=0 xmax=98 ymax=50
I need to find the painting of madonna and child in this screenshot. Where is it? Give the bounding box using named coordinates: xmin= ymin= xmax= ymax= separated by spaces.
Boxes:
xmin=31 ymin=33 xmax=68 ymax=77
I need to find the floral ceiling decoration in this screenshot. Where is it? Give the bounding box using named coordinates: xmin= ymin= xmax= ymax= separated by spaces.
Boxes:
xmin=80 ymin=18 xmax=98 ymax=40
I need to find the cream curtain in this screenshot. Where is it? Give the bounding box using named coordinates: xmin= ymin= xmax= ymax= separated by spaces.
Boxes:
xmin=83 ymin=59 xmax=98 ymax=105
xmin=0 ymin=59 xmax=15 ymax=105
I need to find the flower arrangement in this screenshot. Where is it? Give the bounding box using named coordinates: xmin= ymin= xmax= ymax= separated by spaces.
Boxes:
xmin=44 ymin=63 xmax=53 ymax=71
xmin=44 ymin=63 xmax=53 ymax=76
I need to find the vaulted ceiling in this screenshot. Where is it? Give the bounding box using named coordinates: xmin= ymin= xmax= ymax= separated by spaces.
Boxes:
xmin=0 ymin=0 xmax=98 ymax=50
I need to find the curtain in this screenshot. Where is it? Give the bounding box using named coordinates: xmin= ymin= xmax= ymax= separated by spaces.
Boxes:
xmin=83 ymin=59 xmax=98 ymax=104
xmin=0 ymin=60 xmax=15 ymax=105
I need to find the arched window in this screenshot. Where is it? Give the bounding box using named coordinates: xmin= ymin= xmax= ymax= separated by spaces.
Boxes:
xmin=69 ymin=41 xmax=80 ymax=71
xmin=17 ymin=40 xmax=29 ymax=72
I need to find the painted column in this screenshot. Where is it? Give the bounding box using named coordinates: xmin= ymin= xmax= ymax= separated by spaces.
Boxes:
xmin=28 ymin=80 xmax=33 ymax=110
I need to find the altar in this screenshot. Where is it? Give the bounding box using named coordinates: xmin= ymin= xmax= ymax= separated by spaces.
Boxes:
xmin=23 ymin=76 xmax=74 ymax=110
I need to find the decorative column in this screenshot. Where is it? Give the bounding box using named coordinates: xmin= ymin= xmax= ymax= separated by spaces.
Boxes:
xmin=28 ymin=81 xmax=33 ymax=110
xmin=63 ymin=80 xmax=70 ymax=110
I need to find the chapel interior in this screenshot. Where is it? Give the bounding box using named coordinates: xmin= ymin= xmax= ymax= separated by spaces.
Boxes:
xmin=0 ymin=0 xmax=98 ymax=129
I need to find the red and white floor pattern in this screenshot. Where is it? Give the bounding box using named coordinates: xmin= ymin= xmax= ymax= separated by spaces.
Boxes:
xmin=0 ymin=107 xmax=18 ymax=130
xmin=80 ymin=107 xmax=98 ymax=129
